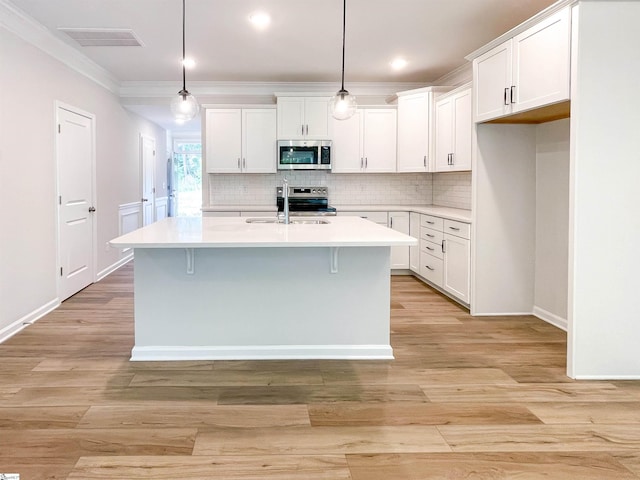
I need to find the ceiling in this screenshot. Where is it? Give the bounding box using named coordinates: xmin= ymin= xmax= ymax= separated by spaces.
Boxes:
xmin=8 ymin=0 xmax=558 ymax=133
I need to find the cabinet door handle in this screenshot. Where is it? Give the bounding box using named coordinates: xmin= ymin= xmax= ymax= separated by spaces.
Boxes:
xmin=426 ymin=265 xmax=435 ymax=271
xmin=305 ymin=124 xmax=309 ymax=135
xmin=243 ymin=158 xmax=246 ymax=168
xmin=390 ymin=218 xmax=393 ymax=228
xmin=237 ymin=158 xmax=241 ymax=169
xmin=448 ymin=226 xmax=460 ymax=231
xmin=301 ymin=125 xmax=304 ymax=135
xmin=504 ymin=87 xmax=510 ymax=105
xmin=442 ymin=239 xmax=446 ymax=253
xmin=365 ymin=157 xmax=368 ymax=168
xmin=450 ymin=153 xmax=454 ymax=165
xmin=360 ymin=158 xmax=364 ymax=168
xmin=510 ymin=85 xmax=516 ymax=104
xmin=423 ymin=155 xmax=427 ymax=167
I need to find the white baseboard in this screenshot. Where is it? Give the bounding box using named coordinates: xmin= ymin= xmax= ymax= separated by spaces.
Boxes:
xmin=574 ymin=374 xmax=640 ymax=380
xmin=131 ymin=344 xmax=394 ymax=361
xmin=0 ymin=297 xmax=60 ymax=344
xmin=96 ymin=253 xmax=133 ymax=281
xmin=533 ymin=306 xmax=568 ymax=331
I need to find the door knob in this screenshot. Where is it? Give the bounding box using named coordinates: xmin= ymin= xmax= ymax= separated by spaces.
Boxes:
xmin=142 ymin=198 xmax=148 ymax=202
xmin=88 ymin=206 xmax=96 ymax=212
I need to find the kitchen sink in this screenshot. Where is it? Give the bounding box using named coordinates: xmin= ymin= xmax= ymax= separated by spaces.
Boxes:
xmin=245 ymin=218 xmax=330 ymax=225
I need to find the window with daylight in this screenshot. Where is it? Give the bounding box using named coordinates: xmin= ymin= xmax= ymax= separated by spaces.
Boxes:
xmin=172 ymin=140 xmax=202 ymax=217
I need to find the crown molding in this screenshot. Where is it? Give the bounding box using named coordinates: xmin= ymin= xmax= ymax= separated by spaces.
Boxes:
xmin=119 ymin=81 xmax=428 ymax=99
xmin=465 ymin=0 xmax=577 ymax=61
xmin=433 ymin=62 xmax=472 ymax=87
xmin=0 ymin=0 xmax=120 ymax=94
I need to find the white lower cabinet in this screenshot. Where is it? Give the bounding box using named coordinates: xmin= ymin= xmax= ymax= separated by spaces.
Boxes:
xmin=415 ymin=213 xmax=471 ymax=305
xmin=409 ymin=212 xmax=420 ymax=272
xmin=389 ymin=212 xmax=409 ymax=269
xmin=442 ymin=220 xmax=471 ymax=304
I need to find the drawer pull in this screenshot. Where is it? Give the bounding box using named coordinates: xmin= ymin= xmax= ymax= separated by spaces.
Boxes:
xmin=426 ymin=246 xmax=434 ymax=251
xmin=425 ymin=233 xmax=434 ymax=238
xmin=426 ymin=265 xmax=435 ymax=271
xmin=449 ymin=226 xmax=460 ymax=231
xmin=426 ymin=221 xmax=434 ymax=224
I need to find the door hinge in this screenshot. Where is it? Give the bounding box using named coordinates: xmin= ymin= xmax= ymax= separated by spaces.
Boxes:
xmin=58 ymin=124 xmax=61 ymax=133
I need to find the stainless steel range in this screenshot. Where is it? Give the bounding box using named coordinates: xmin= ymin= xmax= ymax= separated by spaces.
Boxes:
xmin=276 ymin=186 xmax=337 ymax=216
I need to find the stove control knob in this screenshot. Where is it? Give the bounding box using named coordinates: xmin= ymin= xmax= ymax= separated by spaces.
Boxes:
xmin=312 ymin=189 xmax=316 ymax=194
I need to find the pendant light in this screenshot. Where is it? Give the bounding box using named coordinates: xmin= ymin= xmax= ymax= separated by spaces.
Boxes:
xmin=329 ymin=0 xmax=357 ymax=120
xmin=170 ymin=0 xmax=199 ymax=123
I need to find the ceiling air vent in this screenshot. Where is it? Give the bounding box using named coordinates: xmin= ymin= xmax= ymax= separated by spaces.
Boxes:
xmin=58 ymin=28 xmax=144 ymax=47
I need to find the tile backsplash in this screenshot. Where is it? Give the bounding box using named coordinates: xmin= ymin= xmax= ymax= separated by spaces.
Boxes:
xmin=208 ymin=170 xmax=471 ymax=209
xmin=432 ymin=171 xmax=472 ymax=210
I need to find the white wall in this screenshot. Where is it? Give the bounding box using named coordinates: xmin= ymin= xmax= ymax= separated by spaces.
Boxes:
xmin=0 ymin=26 xmax=167 ymax=338
xmin=472 ymin=124 xmax=537 ymax=316
xmin=534 ymin=119 xmax=569 ymax=329
xmin=568 ymin=1 xmax=640 ymax=378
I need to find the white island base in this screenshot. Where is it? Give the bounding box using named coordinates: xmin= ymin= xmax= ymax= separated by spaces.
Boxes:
xmin=132 ymin=245 xmax=393 ymax=361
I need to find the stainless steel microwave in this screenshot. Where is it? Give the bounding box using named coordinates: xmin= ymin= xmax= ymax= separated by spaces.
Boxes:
xmin=277 ymin=140 xmax=332 ymax=170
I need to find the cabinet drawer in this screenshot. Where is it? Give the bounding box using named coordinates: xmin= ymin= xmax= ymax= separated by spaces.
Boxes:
xmin=421 ymin=239 xmax=443 ymax=259
xmin=419 ymin=252 xmax=443 ymax=287
xmin=443 ymin=219 xmax=470 ymax=239
xmin=421 ymin=215 xmax=444 ymax=230
xmin=339 ymin=211 xmax=388 ymax=224
xmin=421 ymin=227 xmax=443 ymax=244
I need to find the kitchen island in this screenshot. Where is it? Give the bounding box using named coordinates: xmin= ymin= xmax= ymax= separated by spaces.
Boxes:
xmin=110 ymin=216 xmax=416 ymax=361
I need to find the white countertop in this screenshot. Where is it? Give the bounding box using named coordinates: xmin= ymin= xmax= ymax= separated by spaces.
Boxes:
xmin=110 ymin=216 xmax=417 ymax=249
xmin=202 ymin=204 xmax=471 ymax=223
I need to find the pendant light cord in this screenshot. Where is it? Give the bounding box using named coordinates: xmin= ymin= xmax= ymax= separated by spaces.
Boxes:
xmin=181 ymin=0 xmax=186 ymax=93
xmin=340 ymin=0 xmax=346 ymax=92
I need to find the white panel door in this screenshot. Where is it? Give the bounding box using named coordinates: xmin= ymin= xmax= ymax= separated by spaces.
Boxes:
xmin=389 ymin=212 xmax=410 ymax=269
xmin=473 ymin=40 xmax=512 ymax=122
xmin=242 ymin=109 xmax=276 ymax=173
xmin=141 ymin=134 xmax=156 ymax=226
xmin=434 ymin=97 xmax=453 ymax=171
xmin=57 ymin=107 xmax=94 ymax=301
xmin=443 ymin=233 xmax=470 ymax=304
xmin=512 ymin=8 xmax=571 ymax=113
xmin=362 ymin=109 xmax=397 ymax=173
xmin=409 ymin=212 xmax=420 ymax=272
xmin=397 ymin=93 xmax=429 ymax=172
xmin=205 ymin=109 xmax=242 ymax=173
xmin=329 ymin=111 xmax=363 ymax=173
xmin=276 ymin=98 xmax=305 ymax=139
xmin=452 ymin=89 xmax=472 ymax=170
xmin=304 ymin=97 xmax=330 ymax=139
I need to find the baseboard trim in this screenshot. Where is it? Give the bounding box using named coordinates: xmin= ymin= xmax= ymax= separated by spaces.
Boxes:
xmin=533 ymin=306 xmax=568 ymax=331
xmin=574 ymin=374 xmax=640 ymax=380
xmin=96 ymin=253 xmax=133 ymax=281
xmin=130 ymin=344 xmax=394 ymax=361
xmin=0 ymin=297 xmax=60 ymax=344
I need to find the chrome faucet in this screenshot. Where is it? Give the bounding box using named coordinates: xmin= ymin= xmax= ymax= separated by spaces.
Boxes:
xmin=282 ymin=178 xmax=290 ymax=224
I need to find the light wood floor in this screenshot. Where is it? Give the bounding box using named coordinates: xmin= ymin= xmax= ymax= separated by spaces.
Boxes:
xmin=1 ymin=264 xmax=640 ymax=479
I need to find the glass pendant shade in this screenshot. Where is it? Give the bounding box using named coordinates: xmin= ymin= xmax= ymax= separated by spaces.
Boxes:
xmin=330 ymin=89 xmax=357 ymax=120
xmin=170 ymin=89 xmax=199 ymax=123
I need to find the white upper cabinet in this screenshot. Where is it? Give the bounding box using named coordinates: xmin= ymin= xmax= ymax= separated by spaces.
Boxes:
xmin=277 ymin=97 xmax=330 ymax=139
xmin=473 ymin=7 xmax=571 ymax=123
xmin=435 ymin=86 xmax=472 ymax=172
xmin=205 ymin=108 xmax=276 ymax=174
xmin=331 ymin=108 xmax=397 ymax=173
xmin=397 ymin=92 xmax=430 ymax=172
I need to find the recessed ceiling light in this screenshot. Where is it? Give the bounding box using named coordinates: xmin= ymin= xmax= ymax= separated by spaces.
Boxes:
xmin=182 ymin=57 xmax=196 ymax=69
xmin=249 ymin=12 xmax=271 ymax=29
xmin=390 ymin=58 xmax=408 ymax=71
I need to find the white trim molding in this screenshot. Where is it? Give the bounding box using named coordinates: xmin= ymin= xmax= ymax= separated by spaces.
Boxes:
xmin=533 ymin=306 xmax=568 ymax=332
xmin=96 ymin=254 xmax=133 ymax=282
xmin=155 ymin=196 xmax=168 ymax=221
xmin=0 ymin=298 xmax=59 ymax=344
xmin=0 ymin=0 xmax=119 ymax=93
xmin=118 ymin=201 xmax=142 ymax=256
xmin=131 ymin=344 xmax=395 ymax=361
